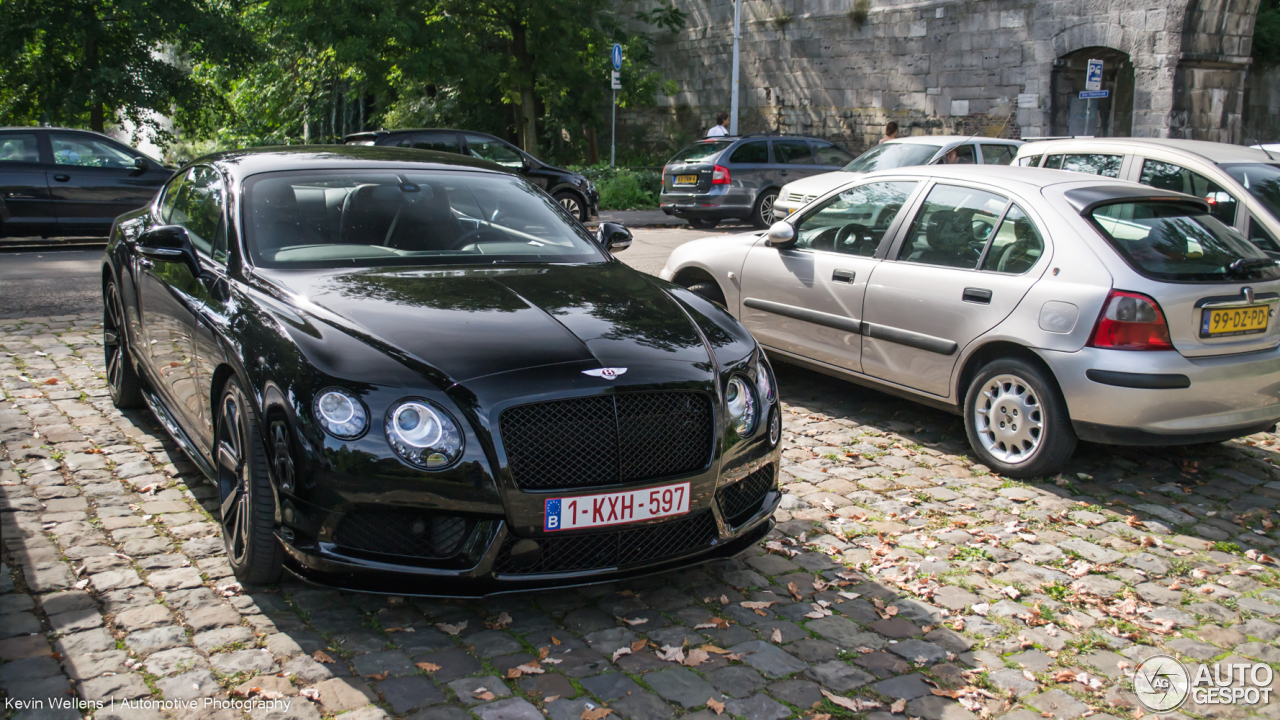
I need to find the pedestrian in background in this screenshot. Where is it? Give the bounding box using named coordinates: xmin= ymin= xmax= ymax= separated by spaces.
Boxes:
xmin=878 ymin=121 xmax=899 ymax=144
xmin=706 ymin=112 xmax=730 ymax=137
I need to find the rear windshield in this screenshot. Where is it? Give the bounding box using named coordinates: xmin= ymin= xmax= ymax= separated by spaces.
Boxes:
xmin=843 ymin=143 xmax=941 ymax=173
xmin=1089 ymin=202 xmax=1280 ymax=282
xmin=243 ymin=169 xmax=605 ymax=269
xmin=668 ymin=140 xmax=733 ymax=165
xmin=1223 ymin=163 xmax=1280 ymax=223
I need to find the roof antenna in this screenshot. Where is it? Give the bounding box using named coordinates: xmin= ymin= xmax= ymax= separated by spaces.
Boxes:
xmin=1249 ymin=134 xmax=1278 ymax=162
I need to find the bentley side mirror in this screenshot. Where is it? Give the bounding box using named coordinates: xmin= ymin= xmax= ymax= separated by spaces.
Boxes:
xmin=137 ymin=225 xmax=200 ymax=277
xmin=766 ymin=221 xmax=797 ymax=248
xmin=598 ymin=222 xmax=633 ymax=252
xmin=134 ymin=157 xmax=149 ymax=170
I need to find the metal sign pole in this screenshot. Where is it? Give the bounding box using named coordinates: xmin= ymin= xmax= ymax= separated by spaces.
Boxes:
xmin=611 ymin=89 xmax=616 ymax=167
xmin=730 ymin=0 xmax=741 ymax=135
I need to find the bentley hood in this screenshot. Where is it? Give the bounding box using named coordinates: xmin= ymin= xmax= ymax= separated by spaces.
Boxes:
xmin=262 ymin=262 xmax=718 ymax=384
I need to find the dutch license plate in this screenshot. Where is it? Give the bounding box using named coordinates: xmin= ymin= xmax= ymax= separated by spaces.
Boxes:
xmin=544 ymin=481 xmax=690 ymax=532
xmin=675 ymin=174 xmax=698 ymax=185
xmin=1200 ymin=305 xmax=1270 ymax=338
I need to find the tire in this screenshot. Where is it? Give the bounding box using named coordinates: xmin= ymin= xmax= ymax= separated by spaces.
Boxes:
xmin=688 ymin=219 xmax=720 ymax=230
xmin=751 ymin=190 xmax=779 ymax=230
xmin=963 ymin=357 xmax=1076 ymax=479
xmin=215 ymin=377 xmax=284 ymax=584
xmin=103 ymin=280 xmax=144 ymax=409
xmin=684 ymin=281 xmax=726 ymax=307
xmin=555 ymin=191 xmax=588 ymax=222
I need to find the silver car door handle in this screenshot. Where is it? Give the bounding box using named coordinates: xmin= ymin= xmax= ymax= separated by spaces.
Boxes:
xmin=963 ymin=287 xmax=993 ymax=304
xmin=831 ymin=269 xmax=856 ymax=284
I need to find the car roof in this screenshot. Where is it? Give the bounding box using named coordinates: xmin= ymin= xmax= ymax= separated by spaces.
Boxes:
xmin=865 ymin=164 xmax=1139 ymax=191
xmin=192 ymin=145 xmax=509 ymax=183
xmin=343 ymin=128 xmax=498 ymax=142
xmin=1017 ymin=137 xmax=1275 ymax=164
xmin=884 ymin=135 xmax=1021 ymax=146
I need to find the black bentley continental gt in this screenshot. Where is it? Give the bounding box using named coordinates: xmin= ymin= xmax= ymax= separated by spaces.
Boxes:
xmin=102 ymin=146 xmax=781 ymax=595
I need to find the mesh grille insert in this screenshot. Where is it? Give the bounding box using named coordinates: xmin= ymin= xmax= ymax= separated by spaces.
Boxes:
xmin=500 ymin=392 xmax=713 ymax=490
xmin=494 ymin=512 xmax=719 ymax=575
xmin=716 ymin=463 xmax=776 ymax=526
xmin=334 ymin=511 xmax=474 ymax=560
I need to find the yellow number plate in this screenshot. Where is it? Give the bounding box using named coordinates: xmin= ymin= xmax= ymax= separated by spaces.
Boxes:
xmin=1201 ymin=305 xmax=1270 ymax=338
xmin=675 ymin=174 xmax=698 ymax=185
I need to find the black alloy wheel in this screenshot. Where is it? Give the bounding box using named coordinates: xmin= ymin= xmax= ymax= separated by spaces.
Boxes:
xmin=555 ymin=191 xmax=588 ymax=222
xmin=752 ymin=190 xmax=778 ymax=230
xmin=216 ymin=377 xmax=284 ymax=584
xmin=103 ymin=281 xmax=143 ymax=409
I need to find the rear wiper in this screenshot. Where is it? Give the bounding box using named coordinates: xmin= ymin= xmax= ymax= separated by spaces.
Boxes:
xmin=1227 ymin=257 xmax=1278 ymax=276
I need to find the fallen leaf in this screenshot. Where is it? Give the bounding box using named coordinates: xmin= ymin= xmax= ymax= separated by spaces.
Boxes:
xmin=683 ymin=649 xmax=710 ymax=667
xmin=631 ymin=640 xmax=648 ymax=652
xmin=299 ymin=688 xmax=320 ymax=701
xmin=788 ymin=582 xmax=803 ymax=601
xmin=517 ymin=663 xmax=545 ymax=674
xmin=702 ymin=645 xmax=733 ymax=655
xmin=695 ymin=618 xmax=731 ymax=629
xmin=612 ymin=647 xmax=633 ymax=662
xmin=507 ymin=668 xmax=523 ymax=679
xmin=416 ymin=662 xmax=441 ymax=673
xmin=474 ymin=688 xmax=496 ymax=701
xmin=366 ymin=671 xmax=389 ymax=681
xmin=43 ymin=378 xmax=58 ymax=385
xmin=621 ymin=617 xmax=649 ymax=626
xmin=544 ymin=695 xmax=561 ymax=703
xmin=821 ymin=688 xmax=881 ymax=711
xmin=657 ymin=645 xmax=686 ymax=663
xmin=437 ymin=621 xmax=468 ymax=635
xmin=487 ymin=612 xmax=513 ymax=630
xmin=582 ymin=708 xmax=613 ymax=720
xmin=891 ymin=698 xmax=907 ymax=714
xmin=552 ymin=636 xmax=562 ymax=645
xmin=740 ymin=601 xmax=778 ymax=610
xmin=708 ymin=698 xmax=725 ymax=715
xmin=312 ymin=650 xmax=336 ymax=664
xmin=539 ymin=647 xmax=551 ymax=660
xmin=771 ymin=628 xmax=783 ymax=643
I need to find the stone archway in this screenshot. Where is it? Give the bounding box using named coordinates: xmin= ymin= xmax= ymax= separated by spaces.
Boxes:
xmin=1049 ymin=47 xmax=1136 ymax=137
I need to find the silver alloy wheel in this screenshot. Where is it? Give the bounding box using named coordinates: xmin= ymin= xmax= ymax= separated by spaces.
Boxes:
xmin=973 ymin=373 xmax=1043 ymax=464
xmin=758 ymin=193 xmax=776 ymax=226
xmin=216 ymin=388 xmax=251 ymax=566
xmin=559 ymin=195 xmax=582 ymax=219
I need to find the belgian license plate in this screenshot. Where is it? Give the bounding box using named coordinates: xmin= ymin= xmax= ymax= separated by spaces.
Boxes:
xmin=544 ymin=482 xmax=690 ymax=532
xmin=1201 ymin=305 xmax=1270 ymax=338
xmin=675 ymin=174 xmax=698 ymax=185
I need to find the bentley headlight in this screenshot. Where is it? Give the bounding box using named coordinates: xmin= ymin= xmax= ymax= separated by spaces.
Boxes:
xmin=756 ymin=357 xmax=775 ymax=405
xmin=386 ymin=399 xmax=464 ymax=469
xmin=314 ymin=389 xmax=368 ymax=439
xmin=726 ymin=376 xmax=757 ymax=436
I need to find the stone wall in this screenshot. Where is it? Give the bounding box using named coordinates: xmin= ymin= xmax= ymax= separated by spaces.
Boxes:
xmin=621 ymin=0 xmax=1262 ymax=156
xmin=1243 ymin=64 xmax=1280 ymax=143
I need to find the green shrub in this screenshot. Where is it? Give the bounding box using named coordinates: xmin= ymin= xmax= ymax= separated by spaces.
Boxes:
xmin=573 ymin=165 xmax=662 ymax=210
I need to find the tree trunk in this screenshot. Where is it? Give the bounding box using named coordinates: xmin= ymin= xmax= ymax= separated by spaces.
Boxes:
xmin=90 ymin=103 xmax=105 ymax=133
xmin=86 ymin=37 xmax=104 ymax=132
xmin=585 ymin=125 xmax=599 ymax=165
xmin=511 ymin=23 xmax=538 ymax=158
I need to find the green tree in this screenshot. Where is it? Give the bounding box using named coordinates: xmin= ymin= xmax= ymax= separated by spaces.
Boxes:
xmin=0 ymin=0 xmax=254 ymax=137
xmin=1255 ymin=0 xmax=1280 ymax=67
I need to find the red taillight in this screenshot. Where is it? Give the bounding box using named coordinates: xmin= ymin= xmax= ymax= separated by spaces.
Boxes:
xmin=711 ymin=165 xmax=731 ymax=184
xmin=1088 ymin=290 xmax=1174 ymax=350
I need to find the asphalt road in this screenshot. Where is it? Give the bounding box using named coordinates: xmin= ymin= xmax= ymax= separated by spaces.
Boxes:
xmin=0 ymin=225 xmax=752 ymax=320
xmin=0 ymin=248 xmax=105 ymax=319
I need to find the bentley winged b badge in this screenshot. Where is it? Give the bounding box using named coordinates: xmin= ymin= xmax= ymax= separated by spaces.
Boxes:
xmin=583 ymin=368 xmax=627 ymax=380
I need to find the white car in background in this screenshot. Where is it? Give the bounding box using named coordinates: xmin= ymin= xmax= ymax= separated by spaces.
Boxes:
xmin=1015 ymin=138 xmax=1280 ymax=257
xmin=772 ymin=135 xmax=1024 ymax=218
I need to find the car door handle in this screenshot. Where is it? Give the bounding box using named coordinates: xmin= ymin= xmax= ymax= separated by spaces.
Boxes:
xmin=963 ymin=287 xmax=993 ymax=304
xmin=831 ymin=269 xmax=856 ymax=284
xmin=53 ymin=174 xmax=70 ymax=182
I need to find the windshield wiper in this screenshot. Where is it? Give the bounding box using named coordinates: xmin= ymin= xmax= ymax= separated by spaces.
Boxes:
xmin=1227 ymin=257 xmax=1278 ymax=276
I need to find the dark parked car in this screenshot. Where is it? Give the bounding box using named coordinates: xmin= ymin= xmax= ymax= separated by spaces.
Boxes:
xmin=102 ymin=145 xmax=781 ymax=594
xmin=344 ymin=128 xmax=599 ymax=222
xmin=0 ymin=126 xmax=174 ymax=237
xmin=659 ymin=134 xmax=856 ymax=229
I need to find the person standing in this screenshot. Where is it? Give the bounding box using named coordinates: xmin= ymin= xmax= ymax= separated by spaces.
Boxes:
xmin=706 ymin=112 xmax=730 ymax=137
xmin=878 ymin=121 xmax=899 ymax=144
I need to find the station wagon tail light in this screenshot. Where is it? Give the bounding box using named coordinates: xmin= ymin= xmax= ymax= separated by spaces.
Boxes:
xmin=712 ymin=165 xmax=731 ymax=184
xmin=1088 ymin=290 xmax=1174 ymax=351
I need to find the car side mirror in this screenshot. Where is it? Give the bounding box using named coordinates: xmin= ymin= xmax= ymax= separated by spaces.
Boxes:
xmin=137 ymin=225 xmax=200 ymax=276
xmin=134 ymin=157 xmax=149 ymax=170
xmin=766 ymin=221 xmax=796 ymax=248
xmin=598 ymin=222 xmax=633 ymax=252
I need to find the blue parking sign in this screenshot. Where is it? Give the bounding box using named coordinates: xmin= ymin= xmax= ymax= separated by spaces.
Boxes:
xmin=611 ymin=44 xmax=623 ymax=70
xmin=1086 ymin=59 xmax=1103 ymax=92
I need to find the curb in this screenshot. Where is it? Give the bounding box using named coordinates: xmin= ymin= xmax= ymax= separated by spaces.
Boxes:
xmin=0 ymin=236 xmax=108 ymax=253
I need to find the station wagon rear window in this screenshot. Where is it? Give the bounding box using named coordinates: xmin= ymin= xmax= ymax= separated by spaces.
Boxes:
xmin=668 ymin=141 xmax=733 ymax=164
xmin=1088 ymin=201 xmax=1280 ymax=283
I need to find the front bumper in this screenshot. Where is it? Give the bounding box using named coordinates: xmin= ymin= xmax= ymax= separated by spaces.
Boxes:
xmin=1037 ymin=345 xmax=1280 ymax=444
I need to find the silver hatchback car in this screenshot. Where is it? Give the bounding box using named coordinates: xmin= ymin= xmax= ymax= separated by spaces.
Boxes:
xmin=661 ymin=165 xmax=1280 ymax=477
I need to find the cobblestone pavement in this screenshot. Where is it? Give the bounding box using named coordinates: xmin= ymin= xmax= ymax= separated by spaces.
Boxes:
xmin=5 ymin=311 xmax=1280 ymax=720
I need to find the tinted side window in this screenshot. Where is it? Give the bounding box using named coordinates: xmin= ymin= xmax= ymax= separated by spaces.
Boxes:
xmin=729 ymin=141 xmax=768 ymax=164
xmin=773 ymin=140 xmax=814 ymax=165
xmin=813 ymin=143 xmax=855 ymax=166
xmin=158 ymin=172 xmax=187 ymax=223
xmin=1045 ymin=153 xmax=1123 ymax=178
xmin=795 ymin=181 xmax=918 ymax=256
xmin=1248 ymin=217 xmax=1280 ymax=254
xmin=898 ymin=184 xmax=1009 ymax=269
xmin=411 ymin=132 xmax=461 ymax=153
xmin=464 ymin=134 xmax=524 ymax=169
xmin=50 ymin=133 xmax=137 ymax=169
xmin=937 ymin=145 xmax=977 ymax=164
xmin=1139 ymin=159 xmax=1238 ymax=226
xmin=0 ymin=134 xmax=40 ymax=163
xmin=980 ymin=205 xmax=1044 ymax=274
xmin=168 ymin=166 xmax=225 ymax=261
xmin=981 ymin=145 xmax=1016 ymax=166
xmin=1017 ymin=154 xmax=1043 ymax=167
